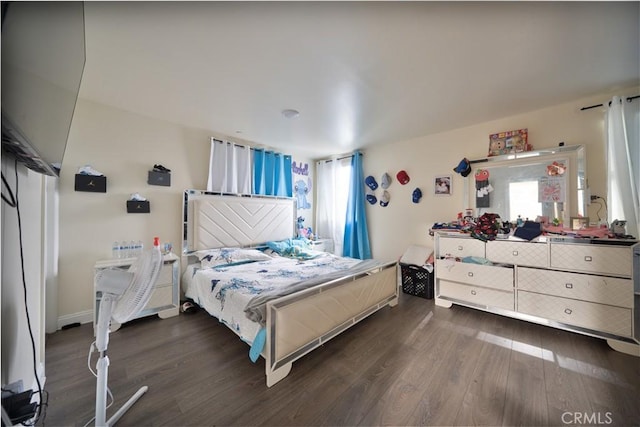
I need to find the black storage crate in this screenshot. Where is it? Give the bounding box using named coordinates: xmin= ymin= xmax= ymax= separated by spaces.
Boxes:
xmin=400 ymin=263 xmax=434 ymax=299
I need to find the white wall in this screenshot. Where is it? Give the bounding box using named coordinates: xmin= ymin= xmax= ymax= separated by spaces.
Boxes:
xmin=363 ymin=87 xmax=639 ymax=261
xmin=1 ymin=158 xmax=47 ymax=391
xmin=57 ymin=99 xmax=313 ymax=324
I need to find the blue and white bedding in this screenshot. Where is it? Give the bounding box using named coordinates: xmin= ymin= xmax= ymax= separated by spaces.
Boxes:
xmin=184 ymin=250 xmax=365 ymax=346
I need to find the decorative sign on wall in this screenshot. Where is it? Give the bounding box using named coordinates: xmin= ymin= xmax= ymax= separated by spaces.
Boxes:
xmin=292 ymin=160 xmax=313 ymax=237
xmin=293 ymin=161 xmax=312 ymax=210
xmin=488 ymin=128 xmax=530 ymax=157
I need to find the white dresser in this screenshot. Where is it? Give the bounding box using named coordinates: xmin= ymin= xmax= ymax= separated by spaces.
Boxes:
xmin=93 ymin=253 xmax=180 ymax=334
xmin=434 ymin=233 xmax=639 ymax=355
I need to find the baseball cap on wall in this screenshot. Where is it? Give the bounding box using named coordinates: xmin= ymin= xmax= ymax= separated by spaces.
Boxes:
xmin=365 ymin=175 xmax=378 ymax=190
xmin=366 ymin=187 xmax=377 ymax=205
xmin=453 ymin=158 xmax=472 ymax=177
xmin=381 ymin=172 xmax=392 ymax=189
xmin=380 ymin=190 xmax=390 ymax=207
xmin=396 ymin=170 xmax=410 ymax=185
xmin=412 ymin=188 xmax=422 ymax=203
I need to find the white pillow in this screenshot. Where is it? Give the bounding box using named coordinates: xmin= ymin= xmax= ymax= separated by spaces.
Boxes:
xmin=197 ymin=248 xmax=272 ymax=268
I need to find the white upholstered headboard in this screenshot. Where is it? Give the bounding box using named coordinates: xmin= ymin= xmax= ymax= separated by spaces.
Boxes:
xmin=182 ymin=190 xmax=296 ymax=254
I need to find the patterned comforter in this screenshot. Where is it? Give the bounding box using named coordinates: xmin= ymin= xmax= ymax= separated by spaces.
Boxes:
xmin=184 ymin=253 xmax=365 ymax=345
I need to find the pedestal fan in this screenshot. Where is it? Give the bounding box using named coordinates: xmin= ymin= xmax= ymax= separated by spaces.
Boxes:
xmin=93 ymin=238 xmax=163 ymax=426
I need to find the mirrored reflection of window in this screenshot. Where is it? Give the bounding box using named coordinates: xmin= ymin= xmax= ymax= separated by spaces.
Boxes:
xmin=468 ymin=146 xmax=586 ymax=225
xmin=509 ymin=181 xmax=542 ymax=221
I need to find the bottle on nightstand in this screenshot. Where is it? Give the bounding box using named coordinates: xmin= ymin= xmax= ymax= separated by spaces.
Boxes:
xmin=120 ymin=241 xmax=128 ymax=258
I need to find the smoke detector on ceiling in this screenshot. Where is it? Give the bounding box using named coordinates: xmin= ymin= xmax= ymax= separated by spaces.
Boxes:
xmin=281 ymin=109 xmax=300 ymax=119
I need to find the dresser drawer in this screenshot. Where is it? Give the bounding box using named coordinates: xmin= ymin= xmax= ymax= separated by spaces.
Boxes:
xmin=439 ymin=280 xmax=514 ymax=311
xmin=486 ymin=241 xmax=548 ymax=268
xmin=438 ymin=236 xmax=485 ymax=258
xmin=517 ymin=291 xmax=632 ymax=337
xmin=156 ymin=263 xmax=174 ymax=286
xmin=550 ymin=244 xmax=632 ymax=277
xmin=146 ymin=286 xmax=174 ymax=310
xmin=437 ymin=261 xmax=513 ymax=291
xmin=94 ymin=254 xmax=180 ymax=335
xmin=517 ymin=267 xmax=633 ymax=308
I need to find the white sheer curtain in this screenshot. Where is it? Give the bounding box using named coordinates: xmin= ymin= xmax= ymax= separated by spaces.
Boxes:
xmin=315 ymin=157 xmax=351 ymax=256
xmin=606 ymin=96 xmax=640 ymax=238
xmin=207 ymin=138 xmax=252 ymax=194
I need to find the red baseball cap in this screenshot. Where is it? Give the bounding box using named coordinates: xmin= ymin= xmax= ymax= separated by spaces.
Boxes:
xmin=396 ymin=170 xmax=410 ymax=185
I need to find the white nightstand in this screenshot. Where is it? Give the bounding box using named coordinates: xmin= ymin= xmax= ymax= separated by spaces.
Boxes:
xmin=93 ymin=253 xmax=180 ymax=334
xmin=310 ymin=238 xmax=334 ymax=254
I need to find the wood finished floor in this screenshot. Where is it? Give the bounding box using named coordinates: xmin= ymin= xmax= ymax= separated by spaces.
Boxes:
xmin=40 ymin=293 xmax=640 ymax=426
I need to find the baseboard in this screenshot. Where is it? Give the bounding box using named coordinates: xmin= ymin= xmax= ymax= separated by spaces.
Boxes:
xmin=57 ymin=309 xmax=93 ymax=331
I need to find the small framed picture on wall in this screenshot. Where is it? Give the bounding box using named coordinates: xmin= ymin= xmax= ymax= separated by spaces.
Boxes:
xmin=434 ymin=175 xmax=452 ymax=196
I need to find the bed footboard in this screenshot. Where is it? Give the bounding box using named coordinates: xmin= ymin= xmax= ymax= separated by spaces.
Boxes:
xmin=264 ymin=261 xmax=398 ymax=387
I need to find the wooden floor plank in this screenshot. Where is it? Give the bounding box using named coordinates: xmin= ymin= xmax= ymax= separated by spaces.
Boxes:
xmin=541 ymin=327 xmax=597 ymax=425
xmin=38 ymin=293 xmax=640 ymax=427
xmin=454 ymin=313 xmax=512 ymax=426
xmin=562 ymin=335 xmax=640 ymax=425
xmin=501 ymin=319 xmax=549 ymax=426
xmin=357 ymin=306 xmax=473 ymax=426
xmin=407 ymin=306 xmax=489 ymax=426
xmin=362 ymin=333 xmax=439 ymax=422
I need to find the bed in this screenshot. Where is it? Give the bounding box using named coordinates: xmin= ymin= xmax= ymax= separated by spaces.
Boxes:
xmin=181 ymin=190 xmax=399 ymax=387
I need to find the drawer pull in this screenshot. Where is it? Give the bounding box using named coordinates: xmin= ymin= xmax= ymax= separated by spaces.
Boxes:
xmin=584 ymin=256 xmax=592 ymax=262
xmin=468 ymin=272 xmax=474 ymax=277
xmin=512 ymin=251 xmax=519 ymax=256
xmin=565 ymin=283 xmax=573 ymax=289
xmin=564 ymin=308 xmax=572 ymax=315
xmin=457 ymin=246 xmax=463 ymax=251
xmin=471 ymin=290 xmax=477 ymax=295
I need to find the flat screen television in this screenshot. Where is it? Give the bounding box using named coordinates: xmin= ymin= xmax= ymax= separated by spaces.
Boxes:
xmin=1 ymin=1 xmax=86 ymax=176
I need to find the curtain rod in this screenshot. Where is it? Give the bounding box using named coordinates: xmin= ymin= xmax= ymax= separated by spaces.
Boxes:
xmin=318 ymin=152 xmax=362 ymax=164
xmin=580 ymin=95 xmax=639 ymax=111
xmin=212 ymin=138 xmax=252 ymax=150
xmin=211 ymin=138 xmax=291 ymax=155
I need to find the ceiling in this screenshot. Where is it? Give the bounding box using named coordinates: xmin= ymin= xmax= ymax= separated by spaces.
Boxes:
xmin=80 ymin=1 xmax=639 ymax=159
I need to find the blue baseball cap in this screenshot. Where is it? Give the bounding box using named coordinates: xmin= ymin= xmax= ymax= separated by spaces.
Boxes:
xmin=365 ymin=175 xmax=378 ymax=190
xmin=412 ymin=188 xmax=422 ymax=203
xmin=366 ymin=187 xmax=377 ymax=205
xmin=453 ymin=158 xmax=471 ymax=177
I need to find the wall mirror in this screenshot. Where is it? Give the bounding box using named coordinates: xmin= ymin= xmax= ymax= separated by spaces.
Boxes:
xmin=465 ymin=145 xmax=587 ymax=225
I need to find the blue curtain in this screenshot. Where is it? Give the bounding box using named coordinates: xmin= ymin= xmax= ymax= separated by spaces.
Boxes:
xmin=253 ymin=149 xmax=293 ymax=197
xmin=343 ymin=152 xmax=371 ymax=259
